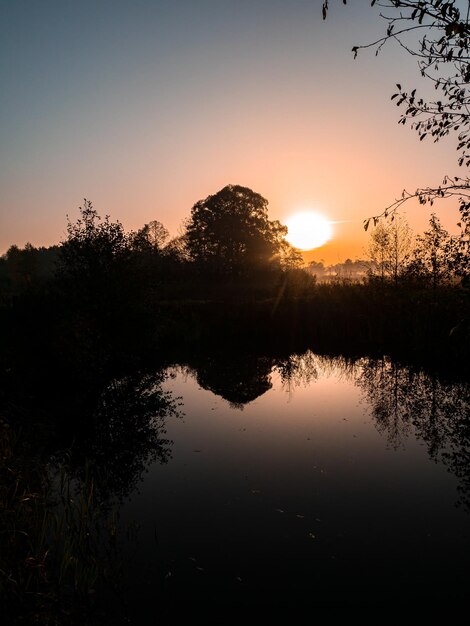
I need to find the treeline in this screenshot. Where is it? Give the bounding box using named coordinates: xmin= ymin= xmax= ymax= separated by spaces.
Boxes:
xmin=0 ymin=187 xmax=306 ymax=303
xmin=0 ymin=185 xmax=469 ymax=372
xmin=308 ymin=212 xmax=470 ymax=287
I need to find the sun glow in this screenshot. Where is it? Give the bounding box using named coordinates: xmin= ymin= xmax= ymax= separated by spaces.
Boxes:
xmin=285 ymin=211 xmax=333 ymax=250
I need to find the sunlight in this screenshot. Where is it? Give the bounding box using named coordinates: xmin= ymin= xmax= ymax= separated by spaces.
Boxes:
xmin=285 ymin=211 xmax=333 ymax=250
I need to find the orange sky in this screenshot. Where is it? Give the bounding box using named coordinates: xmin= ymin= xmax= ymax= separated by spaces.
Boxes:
xmin=0 ymin=1 xmax=463 ymax=264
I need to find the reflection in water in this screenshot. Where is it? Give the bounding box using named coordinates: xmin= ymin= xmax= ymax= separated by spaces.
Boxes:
xmin=357 ymin=357 xmax=470 ymax=509
xmin=275 ymin=350 xmax=318 ymax=393
xmin=185 ymin=349 xmax=470 ymax=510
xmin=1 ymin=366 xmax=181 ymax=622
xmin=358 ymin=358 xmax=415 ymax=448
xmin=184 ymin=350 xmax=320 ymax=409
xmin=2 ymin=344 xmax=470 ymax=620
xmin=186 ymin=354 xmax=274 ymax=409
xmin=66 ymin=370 xmax=181 ymax=499
xmin=134 ymin=352 xmax=470 ymax=620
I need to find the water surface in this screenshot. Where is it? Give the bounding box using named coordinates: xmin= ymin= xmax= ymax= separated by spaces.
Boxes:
xmin=116 ymin=352 xmax=470 ymax=616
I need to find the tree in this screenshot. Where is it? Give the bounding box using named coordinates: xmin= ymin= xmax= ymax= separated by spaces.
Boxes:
xmin=367 ymin=215 xmax=413 ymax=283
xmin=323 ymin=1 xmax=470 ymax=226
xmin=131 ymin=220 xmax=169 ymax=253
xmin=447 ymin=202 xmax=470 ymax=281
xmin=0 ymin=243 xmax=60 ymax=295
xmin=404 ymin=213 xmax=452 ymax=291
xmin=368 ymin=224 xmax=391 ymax=282
xmin=185 ymin=184 xmax=293 ymax=276
xmin=278 ymin=238 xmax=304 ymax=270
xmin=59 ymin=199 xmax=129 ymax=281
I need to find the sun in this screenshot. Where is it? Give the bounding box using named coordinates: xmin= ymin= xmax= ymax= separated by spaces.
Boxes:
xmin=284 ymin=211 xmax=333 ymax=250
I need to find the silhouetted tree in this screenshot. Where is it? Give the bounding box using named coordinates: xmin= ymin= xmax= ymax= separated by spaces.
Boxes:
xmin=447 ymin=203 xmax=470 ymax=282
xmin=404 ymin=213 xmax=453 ymax=291
xmin=368 ymin=226 xmax=390 ymax=282
xmin=0 ymin=243 xmax=59 ymax=296
xmin=131 ymin=220 xmax=169 ymax=253
xmin=185 ymin=184 xmax=292 ymax=277
xmin=367 ymin=215 xmax=413 ymax=284
xmin=307 ymin=260 xmax=326 ymax=279
xmin=59 ymin=199 xmax=130 ymax=282
xmin=57 ymin=200 xmax=153 ymax=358
xmin=278 ymin=238 xmax=304 ymax=270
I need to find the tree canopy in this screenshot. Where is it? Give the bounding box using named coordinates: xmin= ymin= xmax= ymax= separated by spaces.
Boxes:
xmin=184 ymin=184 xmax=297 ymax=276
xmin=59 ymin=199 xmax=129 ymax=281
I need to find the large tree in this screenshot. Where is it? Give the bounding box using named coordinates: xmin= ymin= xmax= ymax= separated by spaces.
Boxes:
xmin=323 ymin=0 xmax=470 ymax=232
xmin=185 ymin=184 xmax=294 ymax=276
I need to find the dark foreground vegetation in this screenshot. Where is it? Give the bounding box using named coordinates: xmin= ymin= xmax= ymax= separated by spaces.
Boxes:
xmin=0 ymin=185 xmax=469 ymax=622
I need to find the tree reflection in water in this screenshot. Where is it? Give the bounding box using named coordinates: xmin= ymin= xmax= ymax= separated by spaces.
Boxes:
xmin=0 ymin=365 xmax=181 ymax=622
xmin=275 ymin=350 xmax=318 ymax=394
xmin=357 ymin=358 xmax=470 ymax=509
xmin=181 ymin=355 xmax=274 ymax=409
xmin=185 ymin=349 xmax=470 ymax=511
xmin=183 ymin=350 xmax=321 ymax=409
xmin=63 ymin=369 xmax=181 ymax=500
xmin=2 ymin=341 xmax=470 ymax=620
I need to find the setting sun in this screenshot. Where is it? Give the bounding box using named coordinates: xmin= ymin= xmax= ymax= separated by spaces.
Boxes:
xmin=285 ymin=211 xmax=333 ymax=251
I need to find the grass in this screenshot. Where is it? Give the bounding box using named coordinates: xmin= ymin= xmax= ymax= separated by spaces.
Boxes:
xmin=0 ymin=420 xmax=123 ymax=624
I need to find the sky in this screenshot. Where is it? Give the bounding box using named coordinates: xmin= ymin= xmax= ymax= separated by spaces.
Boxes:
xmin=0 ymin=0 xmax=464 ymax=263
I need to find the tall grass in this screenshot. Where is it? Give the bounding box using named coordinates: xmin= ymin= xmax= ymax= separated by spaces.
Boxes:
xmin=0 ymin=420 xmax=123 ymax=624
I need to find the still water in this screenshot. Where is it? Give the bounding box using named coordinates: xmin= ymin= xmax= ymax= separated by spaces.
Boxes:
xmin=117 ymin=352 xmax=469 ymax=615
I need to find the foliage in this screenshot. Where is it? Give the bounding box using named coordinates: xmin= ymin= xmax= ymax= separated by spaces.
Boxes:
xmin=367 ymin=215 xmax=413 ymax=283
xmin=278 ymin=237 xmax=304 ymax=269
xmin=0 ymin=359 xmax=180 ymax=622
xmin=0 ymin=420 xmax=117 ymax=623
xmin=448 ymin=200 xmax=470 ymax=280
xmin=185 ymin=184 xmax=297 ymax=276
xmin=59 ymin=199 xmax=130 ymax=282
xmin=404 ymin=212 xmax=454 ymax=288
xmin=131 ymin=219 xmax=169 ymax=253
xmin=0 ymin=243 xmax=59 ymax=298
